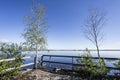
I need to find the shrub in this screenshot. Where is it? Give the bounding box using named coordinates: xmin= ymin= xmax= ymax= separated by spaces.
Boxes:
xmin=114 ymin=59 xmax=120 ymax=76
xmin=0 ymin=43 xmax=23 ymax=79
xmin=76 ymin=48 xmax=108 ymax=79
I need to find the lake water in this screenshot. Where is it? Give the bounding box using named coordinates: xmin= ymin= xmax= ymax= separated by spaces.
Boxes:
xmin=22 ymin=51 xmax=120 ymax=75
xmin=0 ymin=50 xmax=119 ymax=75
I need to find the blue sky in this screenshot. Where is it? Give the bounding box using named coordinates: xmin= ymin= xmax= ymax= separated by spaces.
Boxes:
xmin=0 ymin=0 xmax=120 ymax=49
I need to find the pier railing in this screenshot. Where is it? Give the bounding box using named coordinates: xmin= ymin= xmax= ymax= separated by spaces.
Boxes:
xmin=1 ymin=49 xmax=120 ymax=74
xmin=41 ymin=55 xmax=120 ymax=71
xmin=0 ymin=56 xmax=34 ymax=71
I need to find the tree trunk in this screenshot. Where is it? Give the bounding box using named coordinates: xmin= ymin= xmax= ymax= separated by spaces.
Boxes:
xmin=96 ymin=43 xmax=101 ymax=67
xmin=94 ymin=32 xmax=101 ymax=67
xmin=34 ymin=45 xmax=38 ymax=69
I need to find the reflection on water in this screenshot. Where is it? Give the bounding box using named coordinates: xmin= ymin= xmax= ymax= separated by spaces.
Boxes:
xmin=21 ymin=51 xmax=120 ymax=75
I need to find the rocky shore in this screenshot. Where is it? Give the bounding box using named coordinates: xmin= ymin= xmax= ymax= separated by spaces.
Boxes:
xmin=11 ymin=69 xmax=119 ymax=80
xmin=14 ymin=69 xmax=73 ymax=80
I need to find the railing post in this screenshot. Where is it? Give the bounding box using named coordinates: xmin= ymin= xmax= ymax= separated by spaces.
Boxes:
xmin=40 ymin=55 xmax=44 ymax=67
xmin=49 ymin=56 xmax=51 ymax=68
xmin=72 ymin=57 xmax=74 ymax=70
xmin=72 ymin=57 xmax=74 ymax=80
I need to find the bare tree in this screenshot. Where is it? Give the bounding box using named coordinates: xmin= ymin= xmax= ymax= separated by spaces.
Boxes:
xmin=83 ymin=8 xmax=106 ymax=65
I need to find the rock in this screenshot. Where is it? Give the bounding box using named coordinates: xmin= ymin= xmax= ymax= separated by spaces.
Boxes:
xmin=14 ymin=69 xmax=73 ymax=80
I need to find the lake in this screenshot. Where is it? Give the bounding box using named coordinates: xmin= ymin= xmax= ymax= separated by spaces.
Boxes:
xmin=22 ymin=51 xmax=120 ymax=75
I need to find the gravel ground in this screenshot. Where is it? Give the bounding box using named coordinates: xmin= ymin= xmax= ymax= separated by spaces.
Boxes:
xmin=12 ymin=69 xmax=117 ymax=80
xmin=14 ymin=69 xmax=73 ymax=80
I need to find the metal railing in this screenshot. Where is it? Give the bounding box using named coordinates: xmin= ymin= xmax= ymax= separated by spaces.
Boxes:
xmin=1 ymin=49 xmax=120 ymax=75
xmin=24 ymin=49 xmax=120 ymax=51
xmin=0 ymin=56 xmax=34 ymax=71
xmin=41 ymin=55 xmax=120 ymax=70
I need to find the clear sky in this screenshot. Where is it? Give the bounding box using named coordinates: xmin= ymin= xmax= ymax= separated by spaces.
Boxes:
xmin=0 ymin=0 xmax=120 ymax=49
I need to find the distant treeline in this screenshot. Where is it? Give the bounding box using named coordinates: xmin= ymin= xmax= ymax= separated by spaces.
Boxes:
xmin=0 ymin=43 xmax=37 ymax=51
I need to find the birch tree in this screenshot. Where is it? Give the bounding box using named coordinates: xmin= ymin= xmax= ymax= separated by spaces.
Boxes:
xmin=83 ymin=8 xmax=106 ymax=66
xmin=22 ymin=1 xmax=47 ymax=69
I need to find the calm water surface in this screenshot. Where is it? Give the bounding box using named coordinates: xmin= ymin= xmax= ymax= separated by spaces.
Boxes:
xmin=22 ymin=51 xmax=120 ymax=70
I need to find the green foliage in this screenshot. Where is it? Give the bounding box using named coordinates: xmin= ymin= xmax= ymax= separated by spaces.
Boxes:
xmin=114 ymin=59 xmax=120 ymax=76
xmin=114 ymin=59 xmax=120 ymax=69
xmin=22 ymin=2 xmax=47 ymax=50
xmin=76 ymin=49 xmax=108 ymax=79
xmin=100 ymin=58 xmax=108 ymax=75
xmin=0 ymin=43 xmax=23 ymax=80
xmin=22 ymin=1 xmax=47 ymax=69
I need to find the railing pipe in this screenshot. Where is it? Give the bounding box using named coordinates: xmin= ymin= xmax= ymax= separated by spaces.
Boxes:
xmin=41 ymin=55 xmax=120 ymax=71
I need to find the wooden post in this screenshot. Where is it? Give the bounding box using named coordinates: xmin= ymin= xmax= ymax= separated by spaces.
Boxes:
xmin=49 ymin=56 xmax=51 ymax=68
xmin=72 ymin=57 xmax=74 ymax=80
xmin=40 ymin=55 xmax=44 ymax=67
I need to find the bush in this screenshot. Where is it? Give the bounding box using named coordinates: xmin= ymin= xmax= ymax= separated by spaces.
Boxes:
xmin=76 ymin=48 xmax=108 ymax=79
xmin=114 ymin=59 xmax=120 ymax=76
xmin=0 ymin=43 xmax=23 ymax=80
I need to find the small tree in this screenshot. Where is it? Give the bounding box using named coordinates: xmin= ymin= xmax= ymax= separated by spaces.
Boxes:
xmin=83 ymin=8 xmax=106 ymax=66
xmin=22 ymin=0 xmax=47 ymax=69
xmin=0 ymin=43 xmax=23 ymax=80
